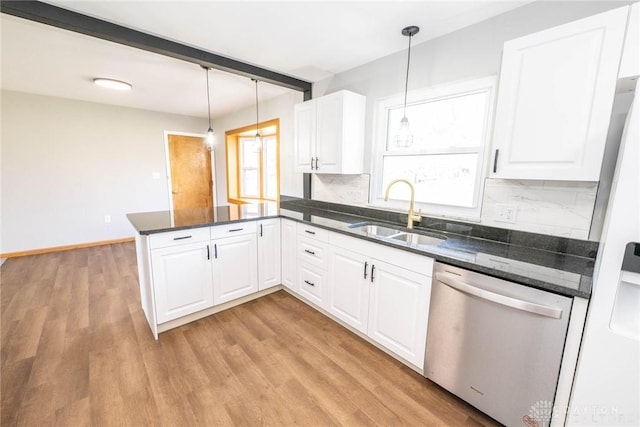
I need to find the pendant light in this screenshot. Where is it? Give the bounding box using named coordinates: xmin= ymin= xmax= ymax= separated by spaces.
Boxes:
xmin=394 ymin=25 xmax=420 ymax=148
xmin=252 ymin=78 xmax=262 ymax=147
xmin=202 ymin=66 xmax=215 ymax=151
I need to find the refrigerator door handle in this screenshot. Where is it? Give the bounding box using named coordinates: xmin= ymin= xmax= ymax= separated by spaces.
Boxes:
xmin=436 ymin=272 xmax=563 ymax=319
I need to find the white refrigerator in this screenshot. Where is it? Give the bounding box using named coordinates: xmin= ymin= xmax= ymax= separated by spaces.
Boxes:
xmin=568 ymin=80 xmax=640 ymax=425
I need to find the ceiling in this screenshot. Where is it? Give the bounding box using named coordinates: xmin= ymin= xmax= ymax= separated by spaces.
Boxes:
xmin=1 ymin=1 xmax=532 ymax=119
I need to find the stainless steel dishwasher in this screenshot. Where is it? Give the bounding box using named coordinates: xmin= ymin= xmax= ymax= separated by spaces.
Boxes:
xmin=424 ymin=262 xmax=572 ymax=427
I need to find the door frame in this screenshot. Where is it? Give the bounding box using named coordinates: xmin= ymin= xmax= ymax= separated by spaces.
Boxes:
xmin=163 ymin=131 xmax=217 ymax=213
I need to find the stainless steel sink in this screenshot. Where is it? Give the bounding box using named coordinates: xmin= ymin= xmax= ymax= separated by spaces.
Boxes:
xmin=348 ymin=222 xmax=402 ymax=237
xmin=390 ymin=232 xmax=446 ymax=247
xmin=348 ymin=222 xmax=445 ymax=247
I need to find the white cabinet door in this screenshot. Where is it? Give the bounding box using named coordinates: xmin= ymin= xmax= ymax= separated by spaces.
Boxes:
xmin=293 ymin=90 xmax=365 ymax=174
xmin=368 ymin=260 xmax=430 ymax=368
xmin=257 ymin=219 xmax=281 ymax=291
xmin=151 ymin=241 xmax=214 ymax=324
xmin=212 ymin=234 xmax=258 ymax=305
xmin=491 ymin=7 xmax=627 ymax=181
xmin=315 ymin=92 xmax=343 ymax=173
xmin=280 ymin=219 xmax=297 ymax=292
xmin=294 ymin=101 xmax=315 ymax=172
xmin=327 ymin=246 xmax=370 ymax=334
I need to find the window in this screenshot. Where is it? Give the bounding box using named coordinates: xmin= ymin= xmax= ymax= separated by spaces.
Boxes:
xmin=372 ymin=77 xmax=496 ymax=219
xmin=225 ymin=119 xmax=279 ymax=204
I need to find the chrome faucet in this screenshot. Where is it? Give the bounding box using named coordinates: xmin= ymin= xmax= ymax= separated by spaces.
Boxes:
xmin=384 ymin=179 xmax=422 ymax=230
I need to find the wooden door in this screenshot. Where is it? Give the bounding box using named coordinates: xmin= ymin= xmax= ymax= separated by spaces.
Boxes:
xmin=168 ymin=134 xmax=213 ymax=210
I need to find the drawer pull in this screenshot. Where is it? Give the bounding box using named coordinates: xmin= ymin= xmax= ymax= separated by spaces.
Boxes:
xmin=173 ymin=235 xmax=192 ymax=240
xmin=229 ymin=228 xmax=243 ymax=232
xmin=304 ymin=230 xmax=316 ymax=235
xmin=304 ymin=249 xmax=316 ymax=255
xmin=304 ymin=280 xmax=315 ymax=287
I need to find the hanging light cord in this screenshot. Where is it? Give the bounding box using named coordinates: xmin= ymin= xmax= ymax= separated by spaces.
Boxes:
xmin=254 ymin=79 xmax=260 ymax=136
xmin=205 ymin=67 xmax=212 ymax=129
xmin=402 ymin=32 xmax=413 ymax=118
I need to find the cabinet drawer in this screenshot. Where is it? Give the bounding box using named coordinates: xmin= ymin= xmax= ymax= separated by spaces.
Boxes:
xmin=149 ymin=227 xmax=210 ymax=249
xmin=298 ymin=262 xmax=325 ymax=308
xmin=210 ymin=221 xmax=257 ymax=239
xmin=298 ymin=236 xmax=328 ymax=270
xmin=297 ymin=223 xmax=329 ymax=242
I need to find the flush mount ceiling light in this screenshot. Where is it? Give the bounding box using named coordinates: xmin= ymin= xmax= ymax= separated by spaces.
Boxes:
xmin=202 ymin=66 xmax=215 ymax=151
xmin=252 ymin=78 xmax=262 ymax=147
xmin=394 ymin=25 xmax=420 ymax=148
xmin=93 ymin=78 xmax=132 ymax=91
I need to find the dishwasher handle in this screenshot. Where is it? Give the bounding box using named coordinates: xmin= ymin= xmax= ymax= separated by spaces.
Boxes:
xmin=435 ymin=272 xmax=563 ymax=319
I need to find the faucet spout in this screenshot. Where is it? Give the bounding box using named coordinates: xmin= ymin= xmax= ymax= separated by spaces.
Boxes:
xmin=384 ymin=179 xmax=421 ymax=229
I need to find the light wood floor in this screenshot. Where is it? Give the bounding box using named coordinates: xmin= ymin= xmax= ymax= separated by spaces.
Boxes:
xmin=1 ymin=242 xmax=501 ymax=426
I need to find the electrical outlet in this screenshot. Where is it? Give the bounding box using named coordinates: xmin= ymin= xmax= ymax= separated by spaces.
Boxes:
xmin=104 ymin=215 xmax=111 ymax=223
xmin=496 ymin=204 xmax=517 ymax=223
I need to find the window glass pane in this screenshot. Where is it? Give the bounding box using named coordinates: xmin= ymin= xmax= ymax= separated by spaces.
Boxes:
xmin=386 ymin=91 xmax=488 ymax=151
xmin=240 ymin=138 xmax=260 ymax=168
xmin=382 ymin=153 xmax=478 ymax=207
xmin=262 ymin=137 xmax=277 ymax=199
xmin=241 ymin=169 xmax=259 ymax=197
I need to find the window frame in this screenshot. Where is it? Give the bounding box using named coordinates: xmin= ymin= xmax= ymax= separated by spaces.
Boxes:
xmin=370 ymin=76 xmax=497 ymax=220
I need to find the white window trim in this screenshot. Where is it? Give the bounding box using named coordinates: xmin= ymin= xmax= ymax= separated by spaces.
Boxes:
xmin=369 ymin=76 xmax=497 ymax=221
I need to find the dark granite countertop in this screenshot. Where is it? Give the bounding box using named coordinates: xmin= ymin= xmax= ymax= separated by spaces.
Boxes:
xmin=127 ymin=199 xmax=596 ymax=299
xmin=127 ymin=203 xmax=279 ymax=234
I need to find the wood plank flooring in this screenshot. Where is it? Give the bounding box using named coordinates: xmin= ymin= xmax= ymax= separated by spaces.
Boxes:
xmin=1 ymin=242 xmax=501 ymax=426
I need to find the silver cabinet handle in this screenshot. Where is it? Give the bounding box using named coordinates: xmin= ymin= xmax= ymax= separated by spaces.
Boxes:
xmin=363 ymin=261 xmax=368 ymax=279
xmin=310 ymin=157 xmax=314 ymax=170
xmin=493 ymin=149 xmax=499 ymax=173
xmin=206 ymin=244 xmax=210 ymax=260
xmin=304 ymin=249 xmax=315 ymax=255
xmin=370 ymin=264 xmax=375 ymax=283
xmin=304 ymin=230 xmax=316 ymax=235
xmin=304 ymin=280 xmax=315 ymax=287
xmin=315 ymin=157 xmax=319 ymax=170
xmin=260 ymin=224 xmax=263 ymax=237
xmin=229 ymin=228 xmax=243 ymax=232
xmin=214 ymin=244 xmax=218 ymax=259
xmin=435 ymin=272 xmax=563 ymax=319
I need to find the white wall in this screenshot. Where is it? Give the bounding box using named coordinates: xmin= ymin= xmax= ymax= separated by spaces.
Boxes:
xmin=312 ymin=1 xmax=631 ymax=239
xmin=1 ymin=90 xmax=207 ymax=254
xmin=211 ymin=90 xmax=304 ymax=205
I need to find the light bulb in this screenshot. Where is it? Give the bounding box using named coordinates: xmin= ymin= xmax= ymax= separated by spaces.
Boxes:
xmin=394 ymin=116 xmax=413 ymax=148
xmin=205 ymin=127 xmax=215 ymax=151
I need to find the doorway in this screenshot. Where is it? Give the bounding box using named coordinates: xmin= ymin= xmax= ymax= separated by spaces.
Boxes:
xmin=166 ymin=133 xmax=214 ymax=211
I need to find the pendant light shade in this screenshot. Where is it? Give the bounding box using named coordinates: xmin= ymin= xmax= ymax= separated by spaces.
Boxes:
xmin=203 ymin=66 xmax=215 ymax=151
xmin=253 ymin=79 xmax=261 ymax=146
xmin=394 ymin=25 xmax=419 ymax=148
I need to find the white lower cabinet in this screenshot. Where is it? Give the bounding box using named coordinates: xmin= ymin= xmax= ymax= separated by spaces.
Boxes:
xmin=367 ymin=260 xmax=430 ymax=367
xmin=295 ymin=223 xmax=329 ymax=308
xmin=212 ymin=233 xmax=258 ymax=305
xmin=257 ymin=219 xmax=281 ymax=290
xmin=280 ymin=219 xmax=297 ymax=291
xmin=327 ymin=246 xmax=370 ymax=334
xmin=151 ymin=241 xmax=214 ymax=324
xmin=328 ymin=233 xmax=433 ymax=368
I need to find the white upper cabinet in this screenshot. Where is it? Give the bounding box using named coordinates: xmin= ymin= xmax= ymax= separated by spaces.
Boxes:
xmin=491 ymin=7 xmax=628 ymax=181
xmin=619 ymin=3 xmax=639 ymax=79
xmin=294 ymin=90 xmax=365 ymax=174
